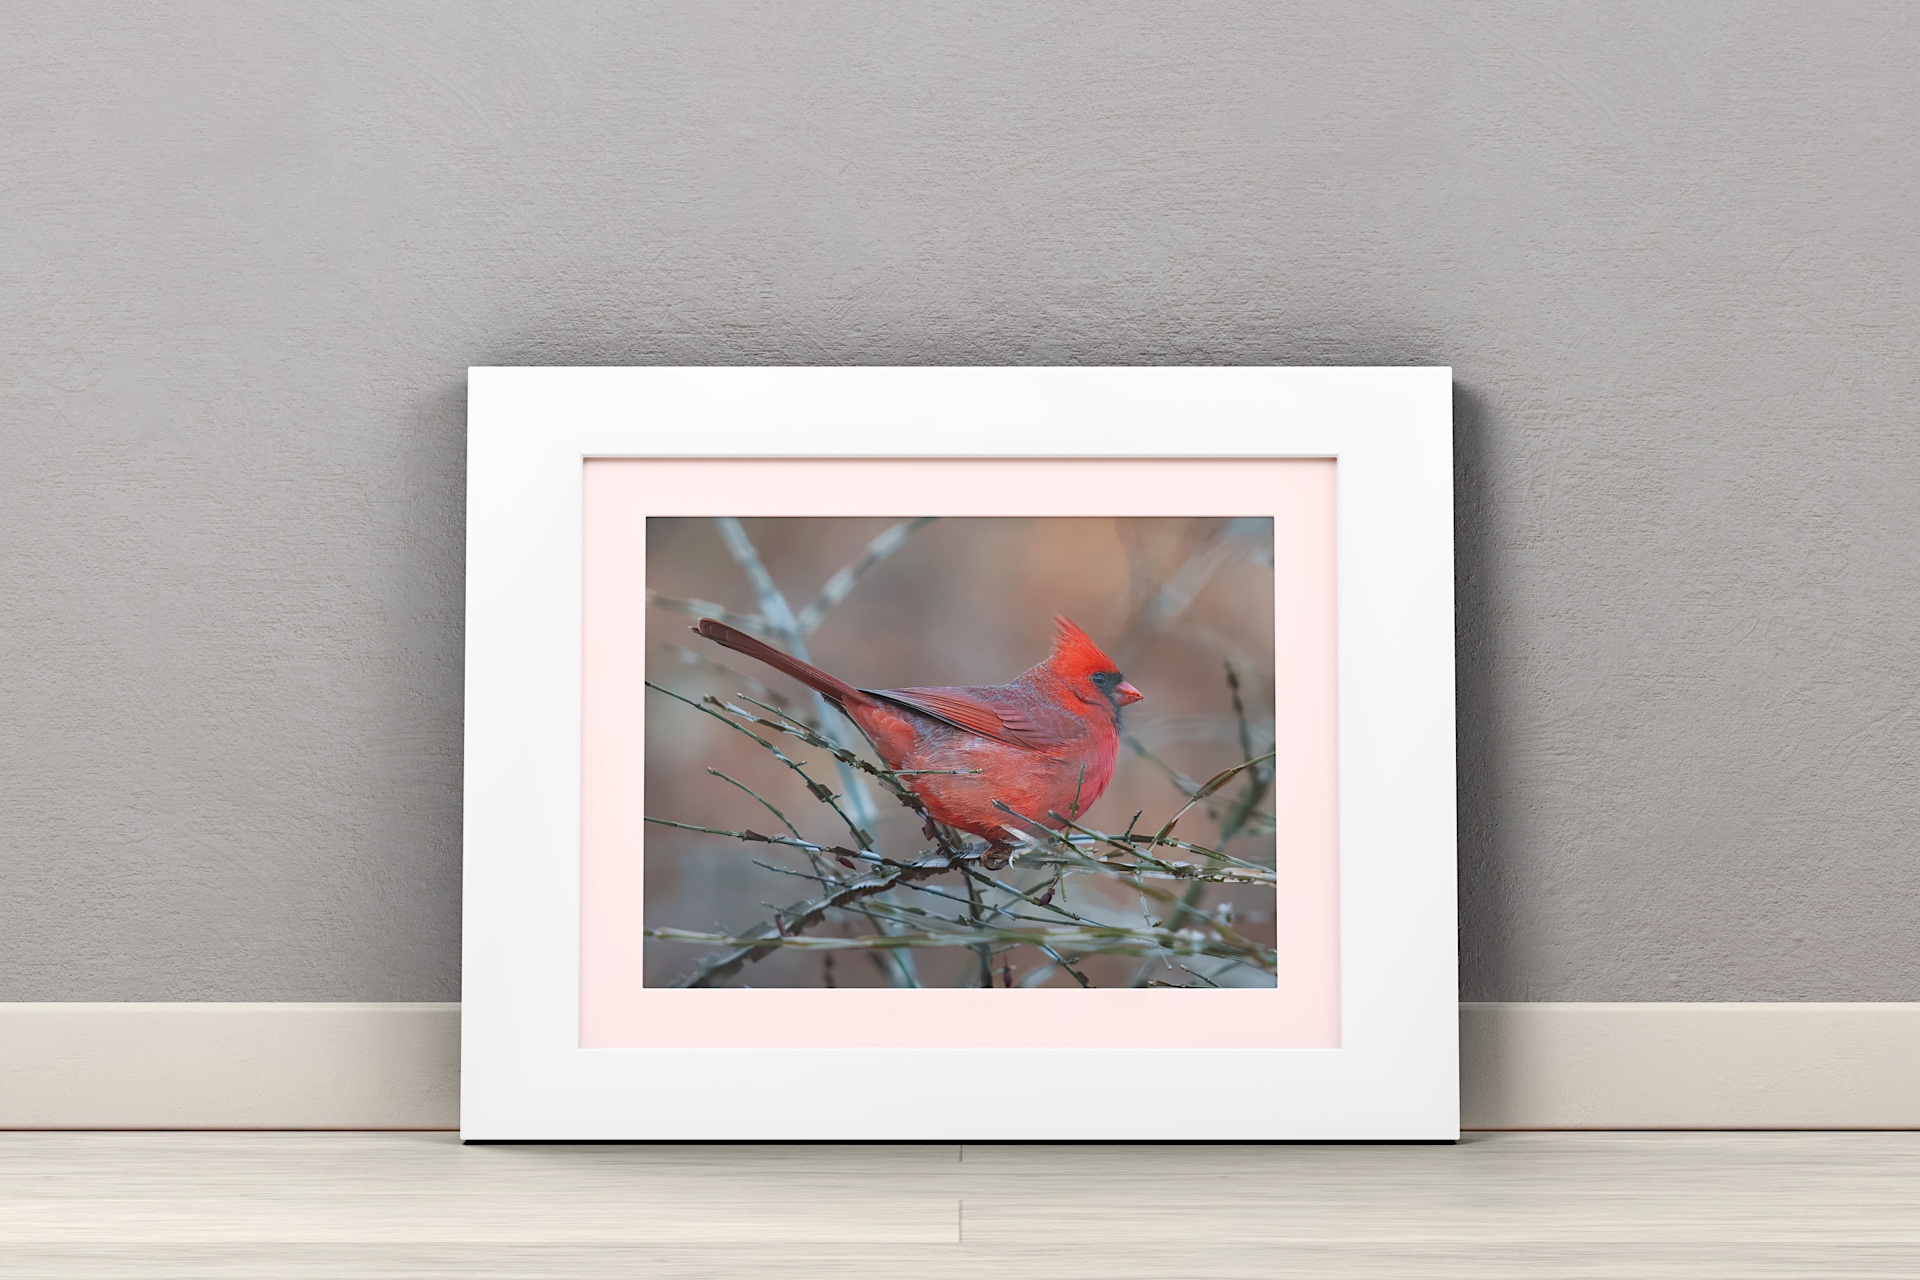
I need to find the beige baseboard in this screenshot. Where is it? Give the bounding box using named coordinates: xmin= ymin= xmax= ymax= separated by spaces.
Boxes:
xmin=1461 ymin=1001 xmax=1920 ymax=1129
xmin=0 ymin=1003 xmax=459 ymax=1130
xmin=1 ymin=1002 xmax=1915 ymax=1130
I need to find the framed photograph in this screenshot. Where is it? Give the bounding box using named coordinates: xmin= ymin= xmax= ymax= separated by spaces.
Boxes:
xmin=462 ymin=366 xmax=1457 ymax=1140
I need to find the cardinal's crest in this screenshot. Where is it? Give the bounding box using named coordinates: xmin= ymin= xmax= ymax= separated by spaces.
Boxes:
xmin=1048 ymin=615 xmax=1121 ymax=678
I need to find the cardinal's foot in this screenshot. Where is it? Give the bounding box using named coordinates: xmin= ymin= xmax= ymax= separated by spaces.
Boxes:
xmin=980 ymin=843 xmax=1014 ymax=872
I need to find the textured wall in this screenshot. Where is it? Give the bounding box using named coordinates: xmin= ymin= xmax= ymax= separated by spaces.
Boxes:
xmin=4 ymin=4 xmax=1916 ymax=1000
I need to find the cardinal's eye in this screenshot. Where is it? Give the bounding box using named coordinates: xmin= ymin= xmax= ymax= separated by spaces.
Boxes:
xmin=1091 ymin=671 xmax=1113 ymax=687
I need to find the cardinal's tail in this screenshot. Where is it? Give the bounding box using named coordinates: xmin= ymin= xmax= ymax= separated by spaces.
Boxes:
xmin=691 ymin=618 xmax=867 ymax=707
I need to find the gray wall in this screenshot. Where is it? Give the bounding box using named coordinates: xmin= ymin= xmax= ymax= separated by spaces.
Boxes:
xmin=5 ymin=3 xmax=1917 ymax=1001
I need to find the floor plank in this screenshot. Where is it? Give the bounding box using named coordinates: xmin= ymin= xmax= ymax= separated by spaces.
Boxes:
xmin=0 ymin=1132 xmax=1914 ymax=1277
xmin=0 ymin=1135 xmax=962 ymax=1245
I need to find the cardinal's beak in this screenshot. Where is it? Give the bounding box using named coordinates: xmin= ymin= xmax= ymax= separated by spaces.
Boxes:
xmin=1115 ymin=680 xmax=1145 ymax=706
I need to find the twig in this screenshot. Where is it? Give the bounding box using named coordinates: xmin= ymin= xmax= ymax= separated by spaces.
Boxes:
xmin=1140 ymin=751 xmax=1277 ymax=857
xmin=1049 ymin=809 xmax=1180 ymax=874
xmin=1178 ymin=963 xmax=1223 ymax=988
xmin=1215 ymin=663 xmax=1276 ymax=848
xmin=990 ymin=802 xmax=1272 ymax=883
xmin=747 ymin=856 xmax=921 ymax=964
xmin=1133 ymin=671 xmax=1279 ymax=985
xmin=647 ymin=592 xmax=767 ymax=634
xmin=648 ymin=925 xmax=1275 ymax=965
xmin=893 ymin=874 xmax=1087 ymax=930
xmin=963 ymin=871 xmax=994 ymax=988
xmin=1010 ymin=850 xmax=1274 ymax=886
xmin=713 ymin=517 xmax=886 ymax=840
xmin=794 ymin=517 xmax=937 ymax=634
xmin=713 ymin=518 xmax=803 ymax=635
xmin=708 ymin=769 xmax=803 ymax=840
xmin=664 ymin=643 xmax=790 ymax=709
xmin=959 ymin=865 xmax=1099 ymax=928
xmin=1037 ymin=944 xmax=1094 ymax=988
xmin=658 ymin=852 xmax=968 ymax=987
xmin=1117 ymin=522 xmax=1264 ymax=655
xmin=1124 ymin=733 xmax=1208 ymax=801
xmin=970 ymin=812 xmax=1271 ymax=965
xmin=647 ymin=682 xmax=874 ymax=850
xmin=1123 ymin=734 xmax=1271 ymax=834
xmin=1017 ymin=958 xmax=1060 ymax=988
xmin=718 ymin=696 xmax=969 ymax=845
xmin=1226 ymin=661 xmax=1256 ymax=763
xmin=644 ymin=815 xmax=842 ymax=856
xmin=708 ymin=768 xmax=832 ymax=881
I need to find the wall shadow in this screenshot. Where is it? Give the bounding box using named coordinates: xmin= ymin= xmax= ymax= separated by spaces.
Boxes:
xmin=1452 ymin=380 xmax=1513 ymax=1001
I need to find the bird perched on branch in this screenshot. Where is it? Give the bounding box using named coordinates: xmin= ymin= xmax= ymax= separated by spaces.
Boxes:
xmin=692 ymin=616 xmax=1143 ymax=865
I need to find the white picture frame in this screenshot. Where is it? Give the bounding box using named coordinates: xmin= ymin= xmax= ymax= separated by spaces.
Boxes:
xmin=462 ymin=366 xmax=1457 ymax=1140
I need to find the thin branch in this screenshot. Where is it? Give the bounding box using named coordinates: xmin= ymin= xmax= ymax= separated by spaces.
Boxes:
xmin=750 ymin=862 xmax=928 ymax=985
xmin=707 ymin=767 xmax=834 ymax=882
xmin=1122 ymin=734 xmax=1271 ymax=834
xmin=1118 ymin=522 xmax=1263 ymax=655
xmin=1226 ymin=661 xmax=1256 ymax=763
xmin=658 ymin=852 xmax=968 ymax=987
xmin=713 ymin=517 xmax=803 ymax=635
xmin=1049 ymin=809 xmax=1180 ymax=874
xmin=1136 ymin=669 xmax=1280 ymax=984
xmin=979 ymin=812 xmax=1270 ymax=957
xmin=720 ymin=698 xmax=972 ymax=793
xmin=990 ymin=801 xmax=1272 ymax=884
xmin=890 ymin=875 xmax=1083 ymax=930
xmin=713 ymin=516 xmax=885 ymax=841
xmin=1018 ymin=958 xmax=1060 ymax=988
xmin=958 ymin=865 xmax=1100 ymax=929
xmin=647 ymin=591 xmax=767 ymax=635
xmin=964 ymin=870 xmax=995 ymax=988
xmin=1178 ymin=963 xmax=1223 ymax=988
xmin=715 ymin=695 xmax=965 ymax=855
xmin=1124 ymin=733 xmax=1208 ymax=801
xmin=644 ymin=815 xmax=841 ymax=855
xmin=647 ymin=681 xmax=873 ymax=850
xmin=794 ymin=517 xmax=937 ymax=634
xmin=1215 ymin=663 xmax=1276 ymax=847
xmin=663 ymin=643 xmax=791 ymax=710
xmin=735 ymin=692 xmax=819 ymax=733
xmin=1140 ymin=751 xmax=1278 ymax=857
xmin=648 ymin=925 xmax=1275 ymax=965
xmin=1009 ymin=849 xmax=1273 ymax=886
xmin=1037 ymin=944 xmax=1093 ymax=988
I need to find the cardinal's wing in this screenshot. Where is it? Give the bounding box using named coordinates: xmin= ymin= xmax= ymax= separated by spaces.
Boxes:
xmin=865 ymin=685 xmax=1064 ymax=751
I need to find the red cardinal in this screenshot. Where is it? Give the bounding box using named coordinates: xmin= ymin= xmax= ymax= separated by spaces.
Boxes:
xmin=692 ymin=616 xmax=1143 ymax=855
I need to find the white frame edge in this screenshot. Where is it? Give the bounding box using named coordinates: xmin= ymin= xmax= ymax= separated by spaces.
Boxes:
xmin=461 ymin=366 xmax=1458 ymax=1140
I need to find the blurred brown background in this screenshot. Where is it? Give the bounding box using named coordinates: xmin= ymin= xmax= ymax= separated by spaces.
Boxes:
xmin=643 ymin=515 xmax=1275 ymax=987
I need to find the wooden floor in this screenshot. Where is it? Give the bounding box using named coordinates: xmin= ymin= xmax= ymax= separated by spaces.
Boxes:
xmin=1 ymin=1132 xmax=1917 ymax=1277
